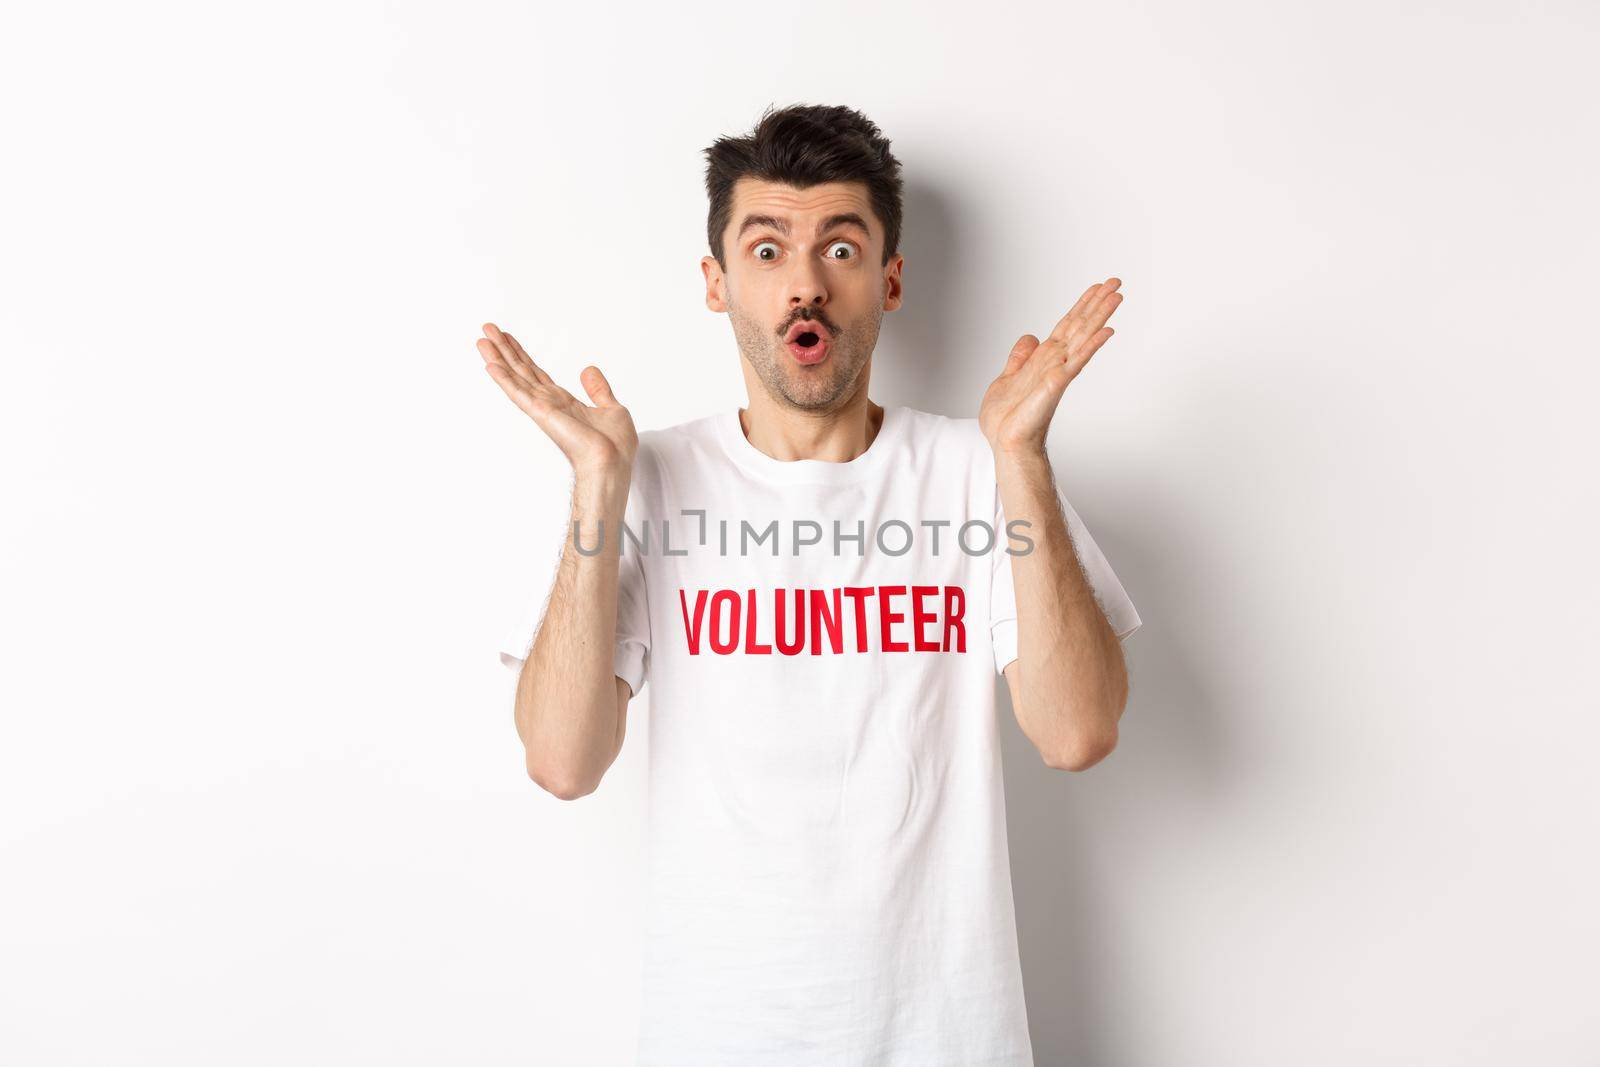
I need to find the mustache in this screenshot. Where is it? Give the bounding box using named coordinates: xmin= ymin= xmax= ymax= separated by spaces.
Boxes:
xmin=780 ymin=311 xmax=836 ymax=337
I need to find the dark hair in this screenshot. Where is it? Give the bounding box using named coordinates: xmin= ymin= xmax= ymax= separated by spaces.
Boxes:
xmin=703 ymin=103 xmax=905 ymax=270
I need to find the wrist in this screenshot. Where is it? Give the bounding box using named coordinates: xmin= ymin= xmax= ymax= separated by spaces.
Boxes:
xmin=573 ymin=462 xmax=632 ymax=503
xmin=993 ymin=446 xmax=1056 ymax=505
xmin=993 ymin=443 xmax=1052 ymax=473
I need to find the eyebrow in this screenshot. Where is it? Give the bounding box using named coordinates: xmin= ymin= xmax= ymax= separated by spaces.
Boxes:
xmin=735 ymin=212 xmax=872 ymax=242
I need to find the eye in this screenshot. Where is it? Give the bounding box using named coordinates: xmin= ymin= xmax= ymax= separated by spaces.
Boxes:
xmin=753 ymin=241 xmax=781 ymax=262
xmin=826 ymin=240 xmax=857 ymax=261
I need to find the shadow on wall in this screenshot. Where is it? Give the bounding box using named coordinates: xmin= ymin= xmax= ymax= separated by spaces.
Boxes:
xmin=998 ymin=496 xmax=1238 ymax=1064
xmin=872 ymin=177 xmax=973 ymax=414
xmin=890 ymin=176 xmax=1239 ymax=1061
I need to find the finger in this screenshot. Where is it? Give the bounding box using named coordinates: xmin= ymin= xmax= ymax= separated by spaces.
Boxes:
xmin=1067 ymin=281 xmax=1123 ymax=352
xmin=1001 ymin=334 xmax=1040 ymax=377
xmin=479 ymin=335 xmax=583 ymax=410
xmin=484 ymin=362 xmax=582 ymax=432
xmin=475 ymin=336 xmax=531 ymax=387
xmin=479 ymin=324 xmax=537 ymax=387
xmin=579 ymin=365 xmax=621 ymax=408
xmin=1048 ymin=330 xmax=1109 ymax=395
xmin=502 ymin=329 xmax=556 ymax=388
xmin=1066 ymin=326 xmax=1115 ymax=373
xmin=476 ymin=336 xmax=509 ymax=367
xmin=1047 ymin=282 xmax=1105 ymax=343
xmin=483 ymin=359 xmax=546 ymax=419
xmin=477 ymin=337 xmax=540 ymax=392
xmin=485 ymin=364 xmax=601 ymax=460
xmin=481 ymin=322 xmax=543 ymax=387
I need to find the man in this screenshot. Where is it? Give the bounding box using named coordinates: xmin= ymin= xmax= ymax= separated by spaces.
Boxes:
xmin=480 ymin=103 xmax=1141 ymax=1066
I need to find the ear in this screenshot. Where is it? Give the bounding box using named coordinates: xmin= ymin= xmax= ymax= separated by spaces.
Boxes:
xmin=882 ymin=252 xmax=905 ymax=312
xmin=701 ymin=256 xmax=727 ymax=312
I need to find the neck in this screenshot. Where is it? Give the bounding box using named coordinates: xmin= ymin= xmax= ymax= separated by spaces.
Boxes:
xmin=738 ymin=389 xmax=884 ymax=463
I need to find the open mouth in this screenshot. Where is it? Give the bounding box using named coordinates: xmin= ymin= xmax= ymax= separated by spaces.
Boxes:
xmin=785 ymin=321 xmax=832 ymax=365
xmin=786 ymin=333 xmax=830 ymax=365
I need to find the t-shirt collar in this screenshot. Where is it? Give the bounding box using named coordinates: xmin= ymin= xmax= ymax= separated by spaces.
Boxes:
xmin=714 ymin=404 xmax=905 ymax=486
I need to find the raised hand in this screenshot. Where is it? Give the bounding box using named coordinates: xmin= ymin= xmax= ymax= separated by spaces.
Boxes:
xmin=979 ymin=277 xmax=1124 ymax=456
xmin=476 ymin=322 xmax=638 ymax=476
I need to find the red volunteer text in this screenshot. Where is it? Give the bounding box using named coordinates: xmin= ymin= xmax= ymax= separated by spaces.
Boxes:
xmin=678 ymin=585 xmax=968 ymax=656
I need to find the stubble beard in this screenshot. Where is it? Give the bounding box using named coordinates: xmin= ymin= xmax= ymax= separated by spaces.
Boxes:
xmin=729 ymin=297 xmax=883 ymax=413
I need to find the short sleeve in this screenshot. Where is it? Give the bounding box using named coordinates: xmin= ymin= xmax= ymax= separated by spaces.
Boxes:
xmin=496 ymin=489 xmax=653 ymax=700
xmin=989 ymin=482 xmax=1142 ymax=676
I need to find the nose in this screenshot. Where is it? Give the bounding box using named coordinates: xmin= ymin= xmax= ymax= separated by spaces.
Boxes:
xmin=787 ymin=257 xmax=828 ymax=311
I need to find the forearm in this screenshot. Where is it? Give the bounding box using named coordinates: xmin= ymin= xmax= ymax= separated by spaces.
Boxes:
xmin=516 ymin=466 xmax=631 ymax=797
xmin=996 ymin=448 xmax=1128 ymax=765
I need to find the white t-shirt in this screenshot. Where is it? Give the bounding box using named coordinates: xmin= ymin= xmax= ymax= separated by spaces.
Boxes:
xmin=499 ymin=404 xmax=1141 ymax=1066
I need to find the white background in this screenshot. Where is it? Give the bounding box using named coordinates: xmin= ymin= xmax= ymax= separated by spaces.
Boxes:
xmin=3 ymin=2 xmax=1597 ymax=1064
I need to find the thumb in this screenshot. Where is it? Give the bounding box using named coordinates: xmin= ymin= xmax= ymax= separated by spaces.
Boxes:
xmin=580 ymin=365 xmax=620 ymax=407
xmin=1001 ymin=334 xmax=1040 ymax=377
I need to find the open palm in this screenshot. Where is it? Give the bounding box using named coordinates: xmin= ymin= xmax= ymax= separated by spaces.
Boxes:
xmin=476 ymin=322 xmax=638 ymax=475
xmin=980 ymin=277 xmax=1124 ymax=455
